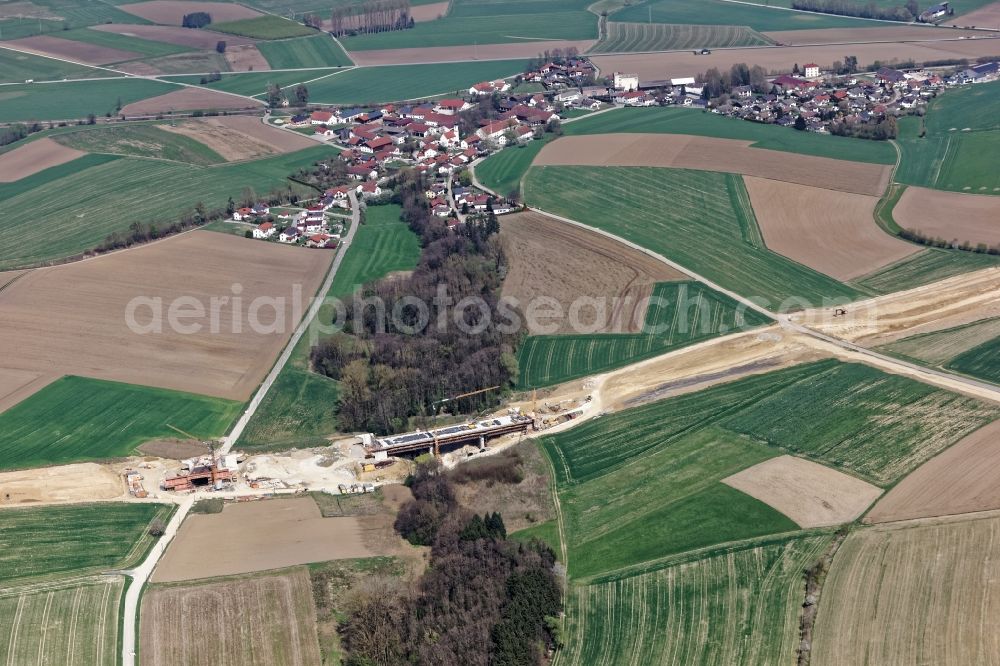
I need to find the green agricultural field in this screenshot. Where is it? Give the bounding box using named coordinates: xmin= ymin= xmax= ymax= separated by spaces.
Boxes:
xmin=165 ymin=68 xmax=340 ymax=96
xmin=590 ymin=22 xmax=773 ymax=53
xmin=0 ymin=577 xmax=125 ymax=666
xmin=0 ymin=78 xmax=178 ymax=123
xmin=52 ymin=123 xmax=226 ymax=164
xmin=516 ymin=281 xmax=772 ymax=388
xmin=0 ymin=145 xmax=333 ymax=269
xmin=0 ymin=47 xmax=105 ymax=83
xmin=474 ymin=139 xmax=547 ymax=197
xmin=947 ymin=336 xmax=1000 ymax=385
xmin=306 ymin=60 xmax=531 ymax=104
xmin=563 ymin=107 xmax=896 ymax=164
xmin=558 ymin=535 xmax=833 ymax=665
xmin=212 ymin=16 xmax=316 ymax=39
xmin=877 ymin=317 xmax=1000 ymax=367
xmin=612 ymin=0 xmax=879 ymax=30
xmin=54 ymin=27 xmax=191 ymax=60
xmin=524 ymin=166 xmax=866 ymax=306
xmin=257 ymin=34 xmax=353 ymax=68
xmin=0 ymin=0 xmax=148 ymax=40
xmin=239 ymin=204 xmax=421 ymax=450
xmin=854 ymin=247 xmax=1000 ymax=293
xmin=0 ymin=376 xmax=241 ymax=470
xmin=0 ymin=502 xmax=171 ymax=583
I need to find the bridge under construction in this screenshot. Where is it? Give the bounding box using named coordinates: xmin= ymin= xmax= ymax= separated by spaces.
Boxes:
xmin=365 ymin=413 xmax=534 ymax=457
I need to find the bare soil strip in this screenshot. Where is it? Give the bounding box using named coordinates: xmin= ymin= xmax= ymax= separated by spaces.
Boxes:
xmin=865 ymin=419 xmax=1000 ymax=523
xmin=0 ymin=138 xmax=85 ymax=183
xmin=500 ymin=211 xmax=684 ymax=334
xmin=0 ymin=462 xmax=123 ymax=506
xmin=763 ymin=25 xmax=994 ymax=45
xmin=121 ymin=87 xmax=264 ymax=116
xmin=590 ymin=37 xmax=1000 ymax=78
xmin=534 ymin=133 xmax=890 ymax=196
xmin=795 ymin=266 xmax=1000 ymax=345
xmin=224 ymin=43 xmax=270 ymax=72
xmin=0 ymin=231 xmax=332 ymax=402
xmin=5 ymin=35 xmax=140 ymax=65
xmin=953 ymin=1 xmax=1000 ymax=26
xmin=744 ymin=176 xmax=917 ymax=280
xmin=117 ymin=0 xmax=262 ymax=25
xmin=90 ymin=24 xmax=257 ymax=49
xmin=136 ymin=439 xmax=209 ymax=459
xmin=159 ymin=115 xmax=315 ymax=160
xmin=894 ymin=186 xmax=1000 ymax=247
xmin=151 ymin=497 xmax=373 ymax=582
xmin=723 ymin=455 xmax=882 ymax=528
xmin=347 ymin=39 xmax=598 ymax=66
xmin=140 ymin=568 xmax=322 ymax=666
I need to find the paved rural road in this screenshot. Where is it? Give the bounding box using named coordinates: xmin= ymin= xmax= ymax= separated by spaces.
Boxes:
xmin=119 ymin=191 xmax=362 ymax=666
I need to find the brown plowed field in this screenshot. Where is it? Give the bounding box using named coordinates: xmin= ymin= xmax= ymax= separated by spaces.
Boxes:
xmin=347 ymin=39 xmax=598 ymax=65
xmin=225 ymin=43 xmax=270 ymax=71
xmin=159 ymin=115 xmax=313 ymax=160
xmin=744 ymin=176 xmax=917 ymax=280
xmin=0 ymin=138 xmax=84 ymax=182
xmin=954 ymin=1 xmax=1000 ymax=26
xmin=410 ymin=0 xmax=449 ymax=21
xmin=118 ymin=0 xmax=262 ymax=25
xmin=499 ymin=211 xmax=684 ymax=334
xmin=722 ymin=455 xmax=882 ymax=528
xmin=141 ymin=567 xmax=322 ymax=666
xmin=0 ymin=230 xmax=331 ymax=402
xmin=534 ymin=133 xmax=890 ymax=196
xmin=151 ymin=497 xmax=373 ymax=582
xmin=865 ymin=419 xmax=1000 ymax=523
xmin=121 ymin=86 xmax=263 ymax=116
xmin=812 ymin=513 xmax=1000 ymax=666
xmin=763 ymin=25 xmax=993 ymax=44
xmin=0 ymin=367 xmax=57 ymax=414
xmin=894 ymin=186 xmax=1000 ymax=247
xmin=590 ymin=37 xmax=1000 ymax=77
xmin=5 ymin=34 xmax=140 ymax=64
xmin=90 ymin=23 xmax=257 ymax=48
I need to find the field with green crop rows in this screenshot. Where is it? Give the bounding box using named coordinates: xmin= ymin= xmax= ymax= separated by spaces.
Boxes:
xmin=257 ymin=34 xmax=353 ymax=68
xmin=53 ymin=123 xmax=226 ymax=164
xmin=0 ymin=376 xmax=241 ymax=470
xmin=563 ymin=107 xmax=896 ymax=164
xmin=590 ymin=22 xmax=773 ymax=53
xmin=524 ymin=166 xmax=866 ymax=305
xmin=516 ymin=281 xmax=772 ymax=388
xmin=0 ymin=0 xmax=147 ymax=39
xmin=164 ymin=68 xmax=339 ymax=96
xmin=877 ymin=317 xmax=1000 ymax=367
xmin=239 ymin=204 xmax=421 ymax=450
xmin=0 ymin=502 xmax=171 ymax=583
xmin=854 ymin=247 xmax=1000 ymax=293
xmin=558 ymin=535 xmax=832 ymax=665
xmin=0 ymin=145 xmax=332 ymax=269
xmin=0 ymin=577 xmax=124 ymax=666
xmin=0 ymin=78 xmax=177 ymax=122
xmin=947 ymin=336 xmax=1000 ymax=384
xmin=306 ymin=60 xmax=530 ymax=104
xmin=55 ymin=27 xmax=191 ymax=59
xmin=474 ymin=139 xmax=547 ymax=197
xmin=0 ymin=47 xmax=105 ymax=83
xmin=212 ymin=15 xmax=315 ymax=39
xmin=612 ymin=0 xmax=878 ymax=30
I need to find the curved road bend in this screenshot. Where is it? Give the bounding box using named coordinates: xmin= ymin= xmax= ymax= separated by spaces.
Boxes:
xmin=120 ymin=191 xmax=362 ymax=666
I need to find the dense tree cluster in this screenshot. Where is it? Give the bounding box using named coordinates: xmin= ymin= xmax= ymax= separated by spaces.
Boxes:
xmin=828 ymin=115 xmax=898 ymax=140
xmin=697 ymin=62 xmax=771 ymax=99
xmin=791 ymin=0 xmax=919 ymax=21
xmin=311 ymin=171 xmax=520 ymax=434
xmin=181 ymin=11 xmax=212 ymax=28
xmin=329 ymin=0 xmax=414 ymax=36
xmin=341 ymin=460 xmax=562 ymax=666
xmin=0 ymin=123 xmax=43 ymax=148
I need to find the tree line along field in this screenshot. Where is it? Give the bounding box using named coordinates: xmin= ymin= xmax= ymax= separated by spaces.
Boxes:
xmin=516 ymin=281 xmax=772 ymax=388
xmin=257 ymin=34 xmax=353 ymax=68
xmin=611 ymin=0 xmax=881 ymax=30
xmin=211 ymin=15 xmax=316 ymax=39
xmin=0 ymin=78 xmax=178 ymax=123
xmin=555 ymin=535 xmax=833 ymax=666
xmin=52 ymin=123 xmax=227 ymax=165
xmin=563 ymin=108 xmax=896 ymax=164
xmin=590 ymin=22 xmax=774 ymax=54
xmin=238 ymin=204 xmax=421 ymax=450
xmin=524 ymin=165 xmax=867 ymax=306
xmin=0 ymin=376 xmax=241 ymax=471
xmin=0 ymin=47 xmax=106 ymax=83
xmin=0 ymin=144 xmax=333 ymax=270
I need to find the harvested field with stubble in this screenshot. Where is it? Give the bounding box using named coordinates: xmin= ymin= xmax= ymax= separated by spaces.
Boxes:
xmin=90 ymin=23 xmax=257 ymax=49
xmin=744 ymin=176 xmax=917 ymax=280
xmin=141 ymin=567 xmax=321 ymax=666
xmin=159 ymin=115 xmax=314 ymax=160
xmin=866 ymin=419 xmax=1000 ymax=523
xmin=0 ymin=231 xmax=331 ymax=402
xmin=813 ymin=513 xmax=1000 ymax=666
xmin=152 ymin=497 xmax=374 ymax=582
xmin=0 ymin=137 xmax=84 ymax=182
xmin=120 ymin=85 xmax=263 ymax=115
xmin=118 ymin=0 xmax=263 ymax=25
xmin=5 ymin=34 xmax=140 ymax=64
xmin=533 ymin=134 xmax=891 ymax=196
xmin=500 ymin=211 xmax=684 ymax=335
xmin=894 ymin=186 xmax=1000 ymax=246
xmin=722 ymin=455 xmax=882 ymax=528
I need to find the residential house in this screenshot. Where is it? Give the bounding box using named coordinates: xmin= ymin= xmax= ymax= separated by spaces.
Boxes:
xmin=252 ymin=221 xmax=275 ymax=239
